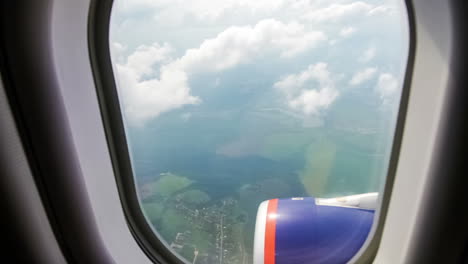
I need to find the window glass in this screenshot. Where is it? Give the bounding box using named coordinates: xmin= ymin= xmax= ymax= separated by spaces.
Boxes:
xmin=109 ymin=0 xmax=408 ymax=263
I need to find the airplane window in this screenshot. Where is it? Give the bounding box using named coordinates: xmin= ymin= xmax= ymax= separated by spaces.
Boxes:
xmin=109 ymin=0 xmax=409 ymax=263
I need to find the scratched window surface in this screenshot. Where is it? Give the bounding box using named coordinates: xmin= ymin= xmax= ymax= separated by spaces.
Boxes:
xmin=109 ymin=0 xmax=409 ymax=263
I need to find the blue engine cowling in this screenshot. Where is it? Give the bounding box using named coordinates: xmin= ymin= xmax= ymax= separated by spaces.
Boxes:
xmin=253 ymin=193 xmax=377 ymax=264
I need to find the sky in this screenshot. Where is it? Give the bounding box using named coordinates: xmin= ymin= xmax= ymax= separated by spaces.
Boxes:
xmin=109 ymin=0 xmax=409 ymax=128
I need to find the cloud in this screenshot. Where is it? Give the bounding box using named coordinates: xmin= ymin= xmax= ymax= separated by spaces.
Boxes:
xmin=175 ymin=19 xmax=326 ymax=73
xmin=349 ymin=67 xmax=377 ymax=85
xmin=180 ymin=112 xmax=192 ymax=121
xmin=359 ymin=46 xmax=376 ymax=62
xmin=302 ymin=2 xmax=373 ymax=23
xmin=115 ymin=0 xmax=287 ymax=23
xmin=115 ymin=0 xmax=396 ymax=30
xmin=376 ymin=73 xmax=399 ymax=102
xmin=114 ymin=43 xmax=201 ymax=125
xmin=110 ymin=42 xmax=128 ymax=65
xmin=179 ymin=0 xmax=287 ymax=21
xmin=339 ymin=26 xmax=356 ymax=38
xmin=301 ymin=1 xmax=397 ymax=24
xmin=113 ymin=0 xmax=171 ymax=14
xmin=274 ymin=63 xmax=339 ymax=115
xmin=368 ymin=5 xmax=396 ymax=16
xmin=114 ymin=19 xmax=326 ymax=124
xmin=125 ymin=43 xmax=173 ymax=77
xmin=111 ymin=42 xmax=127 ymax=56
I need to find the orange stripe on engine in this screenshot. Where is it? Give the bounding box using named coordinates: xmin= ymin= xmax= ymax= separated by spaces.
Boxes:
xmin=265 ymin=199 xmax=278 ymax=264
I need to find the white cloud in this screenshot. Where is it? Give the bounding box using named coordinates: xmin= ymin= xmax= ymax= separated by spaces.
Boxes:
xmin=274 ymin=63 xmax=339 ymax=115
xmin=115 ymin=0 xmax=396 ymax=29
xmin=302 ymin=2 xmax=373 ymax=23
xmin=112 ymin=42 xmax=127 ymax=54
xmin=115 ymin=19 xmax=326 ymax=124
xmin=288 ymin=88 xmax=338 ymax=115
xmin=116 ymin=64 xmax=201 ymax=126
xmin=115 ymin=0 xmax=287 ymax=22
xmin=376 ymin=73 xmax=399 ymax=102
xmin=301 ymin=1 xmax=396 ymax=24
xmin=359 ymin=46 xmax=376 ymax=62
xmin=349 ymin=67 xmax=377 ymax=86
xmin=339 ymin=26 xmax=356 ymax=38
xmin=179 ymin=0 xmax=286 ymax=21
xmin=110 ymin=42 xmax=128 ymax=64
xmin=368 ymin=5 xmax=396 ymax=16
xmin=175 ymin=19 xmax=326 ymax=73
xmin=180 ymin=112 xmax=192 ymax=121
xmin=114 ymin=43 xmax=200 ymax=125
xmin=113 ymin=0 xmax=170 ymax=14
xmin=125 ymin=43 xmax=173 ymax=77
